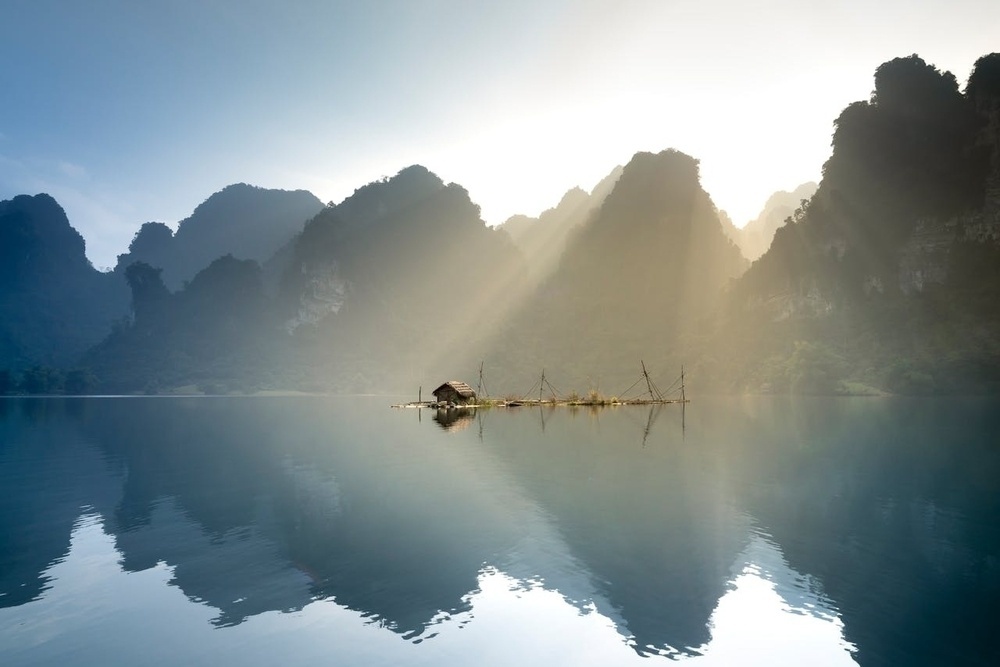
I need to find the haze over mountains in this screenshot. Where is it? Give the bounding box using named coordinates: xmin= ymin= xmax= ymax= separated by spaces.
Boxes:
xmin=498 ymin=166 xmax=623 ymax=287
xmin=489 ymin=149 xmax=746 ymax=392
xmin=2 ymin=52 xmax=999 ymax=396
xmin=115 ymin=184 xmax=324 ymax=290
xmin=721 ymin=182 xmax=818 ymax=262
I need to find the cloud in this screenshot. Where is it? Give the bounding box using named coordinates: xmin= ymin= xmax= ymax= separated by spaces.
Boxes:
xmin=58 ymin=160 xmax=89 ymax=180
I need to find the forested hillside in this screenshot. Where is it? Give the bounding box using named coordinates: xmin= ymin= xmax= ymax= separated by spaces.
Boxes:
xmin=723 ymin=54 xmax=1000 ymax=394
xmin=0 ymin=194 xmax=127 ymax=382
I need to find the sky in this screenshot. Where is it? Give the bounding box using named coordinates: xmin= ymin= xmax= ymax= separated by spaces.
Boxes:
xmin=1 ymin=0 xmax=998 ymax=269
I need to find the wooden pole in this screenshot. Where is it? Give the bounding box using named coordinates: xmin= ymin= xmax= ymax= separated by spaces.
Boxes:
xmin=681 ymin=366 xmax=686 ymax=402
xmin=539 ymin=369 xmax=545 ymax=403
xmin=419 ymin=386 xmax=422 ymax=403
xmin=641 ymin=360 xmax=654 ymax=400
xmin=478 ymin=361 xmax=489 ymax=398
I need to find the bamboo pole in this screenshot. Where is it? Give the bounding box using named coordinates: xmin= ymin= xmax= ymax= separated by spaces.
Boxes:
xmin=641 ymin=360 xmax=654 ymax=400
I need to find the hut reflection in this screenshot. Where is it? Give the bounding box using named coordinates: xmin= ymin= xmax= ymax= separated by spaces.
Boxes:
xmin=433 ymin=407 xmax=476 ymax=432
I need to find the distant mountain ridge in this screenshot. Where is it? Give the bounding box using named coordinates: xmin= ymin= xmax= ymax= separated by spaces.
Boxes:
xmin=723 ymin=182 xmax=818 ymax=261
xmin=497 ymin=166 xmax=623 ymax=285
xmin=115 ymin=183 xmax=323 ymax=290
xmin=83 ymin=165 xmax=528 ymax=392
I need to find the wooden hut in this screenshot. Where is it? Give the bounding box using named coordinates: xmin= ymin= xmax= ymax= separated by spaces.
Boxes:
xmin=432 ymin=380 xmax=477 ymax=405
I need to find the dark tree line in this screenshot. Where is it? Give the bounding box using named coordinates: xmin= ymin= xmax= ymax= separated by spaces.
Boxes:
xmin=0 ymin=366 xmax=97 ymax=395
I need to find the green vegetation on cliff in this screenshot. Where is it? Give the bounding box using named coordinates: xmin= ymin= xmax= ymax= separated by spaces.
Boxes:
xmin=725 ymin=53 xmax=1000 ymax=394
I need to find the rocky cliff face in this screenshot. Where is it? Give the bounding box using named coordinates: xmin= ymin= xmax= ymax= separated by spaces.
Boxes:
xmin=284 ymin=261 xmax=348 ymax=334
xmin=896 ymin=214 xmax=998 ymax=295
xmin=723 ymin=53 xmax=1000 ymax=393
xmin=0 ymin=194 xmax=128 ymax=369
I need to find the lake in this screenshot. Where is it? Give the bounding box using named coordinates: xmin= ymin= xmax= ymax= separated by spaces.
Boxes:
xmin=1 ymin=395 xmax=998 ymax=666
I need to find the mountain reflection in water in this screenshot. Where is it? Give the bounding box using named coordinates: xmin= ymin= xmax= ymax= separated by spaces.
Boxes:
xmin=1 ymin=396 xmax=998 ymax=666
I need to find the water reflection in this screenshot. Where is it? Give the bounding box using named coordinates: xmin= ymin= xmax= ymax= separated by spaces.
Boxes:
xmin=688 ymin=530 xmax=857 ymax=665
xmin=717 ymin=397 xmax=1000 ymax=667
xmin=432 ymin=407 xmax=477 ymax=432
xmin=472 ymin=404 xmax=744 ymax=655
xmin=0 ymin=396 xmax=998 ymax=666
xmin=0 ymin=399 xmax=122 ymax=609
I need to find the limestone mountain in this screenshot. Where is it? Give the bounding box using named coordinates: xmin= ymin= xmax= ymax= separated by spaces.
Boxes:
xmin=115 ymin=183 xmax=323 ymax=290
xmin=276 ymin=165 xmax=527 ymax=391
xmin=87 ymin=166 xmax=528 ymax=392
xmin=724 ymin=53 xmax=1000 ymax=394
xmin=488 ymin=149 xmax=747 ymax=390
xmin=0 ymin=194 xmax=128 ymax=371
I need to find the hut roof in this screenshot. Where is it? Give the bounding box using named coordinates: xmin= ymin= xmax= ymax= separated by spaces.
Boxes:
xmin=432 ymin=380 xmax=476 ymax=398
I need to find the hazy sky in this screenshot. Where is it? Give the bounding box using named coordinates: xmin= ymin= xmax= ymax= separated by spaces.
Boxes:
xmin=2 ymin=0 xmax=998 ymax=268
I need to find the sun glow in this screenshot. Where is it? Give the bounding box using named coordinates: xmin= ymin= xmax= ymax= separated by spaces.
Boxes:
xmin=411 ymin=75 xmax=835 ymax=231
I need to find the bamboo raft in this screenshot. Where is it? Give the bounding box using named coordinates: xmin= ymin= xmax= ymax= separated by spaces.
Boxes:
xmin=391 ymin=362 xmax=689 ymax=409
xmin=391 ymin=398 xmax=688 ymax=409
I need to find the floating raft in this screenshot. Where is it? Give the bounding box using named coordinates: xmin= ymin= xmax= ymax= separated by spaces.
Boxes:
xmin=392 ymin=362 xmax=689 ymax=409
xmin=390 ymin=398 xmax=688 ymax=409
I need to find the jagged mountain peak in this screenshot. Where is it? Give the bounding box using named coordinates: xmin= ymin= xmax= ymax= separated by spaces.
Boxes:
xmin=4 ymin=192 xmax=64 ymax=214
xmin=178 ymin=183 xmax=323 ymax=236
xmin=759 ymin=182 xmax=818 ymax=213
xmin=126 ymin=221 xmax=173 ymax=250
xmin=331 ymin=164 xmax=446 ymax=226
xmin=0 ymin=193 xmax=90 ymax=278
xmin=556 ymin=186 xmax=589 ymax=208
xmin=598 ymin=149 xmax=704 ymax=225
xmin=1 ymin=192 xmax=129 ymax=369
xmin=966 ymin=53 xmax=1000 ymax=103
xmin=115 ymin=184 xmax=324 ymax=289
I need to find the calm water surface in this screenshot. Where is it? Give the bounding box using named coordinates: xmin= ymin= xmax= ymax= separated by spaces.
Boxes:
xmin=1 ymin=396 xmax=998 ymax=666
